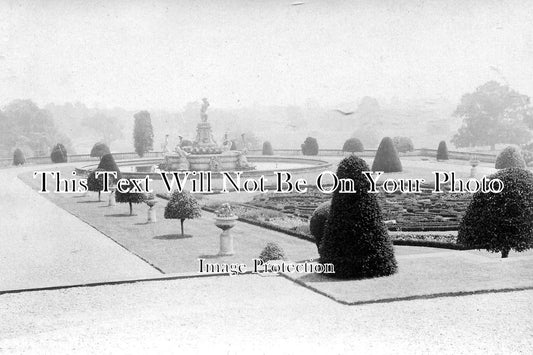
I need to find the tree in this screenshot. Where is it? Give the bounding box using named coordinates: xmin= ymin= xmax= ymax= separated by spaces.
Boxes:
xmin=452 ymin=81 xmax=533 ymax=150
xmin=164 ymin=191 xmax=202 ymax=237
xmin=457 ymin=168 xmax=533 ymax=258
xmin=319 ymin=155 xmax=397 ymax=278
xmin=133 ymin=111 xmax=154 ymax=157
xmin=262 ymin=141 xmax=274 ymax=155
xmin=436 ymin=141 xmax=449 ymax=161
xmin=90 ymin=142 xmax=110 ymax=158
xmin=372 ymin=137 xmax=402 ymax=172
xmin=342 ymin=138 xmax=364 ymax=153
xmin=13 ymin=148 xmax=25 ymax=165
xmin=82 ymin=113 xmax=123 ymax=147
xmin=87 ymin=168 xmax=105 ymax=201
xmin=301 ymin=137 xmax=319 ymax=155
xmin=1 ymin=99 xmax=71 ymax=157
xmin=115 ymin=179 xmax=146 ymax=216
xmin=50 ymin=143 xmax=68 ymax=163
xmin=392 ymin=136 xmax=414 ymax=153
xmin=495 ymin=146 xmax=526 ymax=169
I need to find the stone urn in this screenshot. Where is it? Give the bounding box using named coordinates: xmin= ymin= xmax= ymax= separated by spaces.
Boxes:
xmin=214 ymin=203 xmax=238 ymax=256
xmin=145 ymin=194 xmax=157 ymax=223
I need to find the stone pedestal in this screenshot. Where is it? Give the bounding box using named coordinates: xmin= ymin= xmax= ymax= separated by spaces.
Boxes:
xmin=215 ymin=216 xmax=238 ymax=256
xmin=146 ymin=200 xmax=157 ymax=223
xmin=108 ymin=190 xmax=116 ymax=206
xmin=470 ymin=166 xmax=477 ymax=178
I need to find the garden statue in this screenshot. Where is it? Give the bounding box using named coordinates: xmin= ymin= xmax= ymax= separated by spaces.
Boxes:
xmin=209 ymin=156 xmax=221 ymax=172
xmin=200 ymin=98 xmax=209 ymax=122
xmin=236 ymin=148 xmax=255 ymax=170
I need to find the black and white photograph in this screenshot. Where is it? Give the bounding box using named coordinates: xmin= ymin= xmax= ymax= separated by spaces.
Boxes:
xmin=1 ymin=0 xmax=532 ymax=353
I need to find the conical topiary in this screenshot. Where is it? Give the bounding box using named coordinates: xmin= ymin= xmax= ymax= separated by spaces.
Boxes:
xmin=495 ymin=146 xmax=526 ymax=169
xmin=457 ymin=168 xmax=533 ymax=258
xmin=436 ymin=141 xmax=449 ymax=161
xmin=87 ymin=168 xmax=105 ymax=201
xmin=371 ymin=137 xmax=402 ymax=172
xmin=319 ymin=155 xmax=397 ymax=279
xmin=97 ymin=153 xmax=122 ymax=182
xmin=90 ymin=142 xmax=110 ymax=158
xmin=262 ymin=141 xmax=274 ymax=155
xmin=50 ymin=143 xmax=68 ymax=163
xmin=342 ymin=138 xmax=364 ymax=153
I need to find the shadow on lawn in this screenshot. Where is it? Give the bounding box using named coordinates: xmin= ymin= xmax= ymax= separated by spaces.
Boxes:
xmin=154 ymin=234 xmax=193 ymax=240
xmin=105 ymin=213 xmax=137 ymax=217
xmin=77 ymin=200 xmax=102 ymax=204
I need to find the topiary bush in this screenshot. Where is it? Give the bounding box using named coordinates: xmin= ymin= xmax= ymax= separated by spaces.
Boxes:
xmin=457 ymin=168 xmax=533 ymax=258
xmin=319 ymin=155 xmax=397 ymax=279
xmin=342 ymin=138 xmax=364 ymax=153
xmin=371 ymin=137 xmax=403 ymax=172
xmin=115 ymin=179 xmax=146 ymax=216
xmin=97 ymin=153 xmax=122 ymax=183
xmin=436 ymin=141 xmax=449 ymax=161
xmin=309 ymin=201 xmax=330 ymax=250
xmin=87 ymin=168 xmax=105 ymax=201
xmin=495 ymin=146 xmax=526 ymax=169
xmin=301 ymin=137 xmax=319 ymax=156
xmin=50 ymin=143 xmax=68 ymax=163
xmin=12 ymin=148 xmax=25 ymax=166
xmin=259 ymin=242 xmax=286 ymax=262
xmin=392 ymin=136 xmax=414 ymax=153
xmin=164 ymin=191 xmax=202 ymax=237
xmin=262 ymin=141 xmax=274 ymax=155
xmin=90 ymin=142 xmax=110 ymax=158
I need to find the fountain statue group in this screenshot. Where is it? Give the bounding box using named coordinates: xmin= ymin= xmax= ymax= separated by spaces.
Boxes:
xmin=163 ymin=99 xmax=254 ymax=172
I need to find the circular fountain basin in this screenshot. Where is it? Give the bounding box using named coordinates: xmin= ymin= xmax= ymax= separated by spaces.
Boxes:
xmin=76 ymin=155 xmax=332 ymax=179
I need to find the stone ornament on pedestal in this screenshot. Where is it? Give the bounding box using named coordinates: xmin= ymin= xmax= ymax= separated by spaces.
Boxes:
xmin=146 ymin=199 xmax=157 ymax=223
xmin=214 ymin=203 xmax=238 ymax=256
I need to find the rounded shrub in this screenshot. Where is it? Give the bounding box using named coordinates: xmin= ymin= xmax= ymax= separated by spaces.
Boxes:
xmin=495 ymin=146 xmax=526 ymax=169
xmin=371 ymin=137 xmax=402 ymax=172
xmin=342 ymin=138 xmax=364 ymax=153
xmin=457 ymin=168 xmax=533 ymax=258
xmin=115 ymin=179 xmax=146 ymax=216
xmin=262 ymin=141 xmax=274 ymax=155
xmin=90 ymin=142 xmax=110 ymax=158
xmin=309 ymin=201 xmax=330 ymax=250
xmin=301 ymin=137 xmax=319 ymax=156
xmin=319 ymin=155 xmax=397 ymax=279
xmin=164 ymin=190 xmax=202 ymax=237
xmin=392 ymin=136 xmax=414 ymax=153
xmin=50 ymin=143 xmax=68 ymax=163
xmin=13 ymin=148 xmax=25 ymax=166
xmin=436 ymin=141 xmax=449 ymax=161
xmin=259 ymin=242 xmax=286 ymax=262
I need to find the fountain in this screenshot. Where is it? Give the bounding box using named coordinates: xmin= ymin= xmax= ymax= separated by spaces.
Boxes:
xmin=163 ymin=98 xmax=250 ymax=172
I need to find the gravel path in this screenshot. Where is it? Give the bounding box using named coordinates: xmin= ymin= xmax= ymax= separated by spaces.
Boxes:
xmin=0 ymin=275 xmax=531 ymax=354
xmin=0 ymin=165 xmax=160 ymax=291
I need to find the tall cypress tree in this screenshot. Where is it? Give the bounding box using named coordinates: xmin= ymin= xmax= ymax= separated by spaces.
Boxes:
xmin=133 ymin=111 xmax=154 ymax=157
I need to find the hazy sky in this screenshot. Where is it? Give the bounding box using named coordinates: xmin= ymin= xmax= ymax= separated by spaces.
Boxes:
xmin=0 ymin=0 xmax=532 ymax=110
